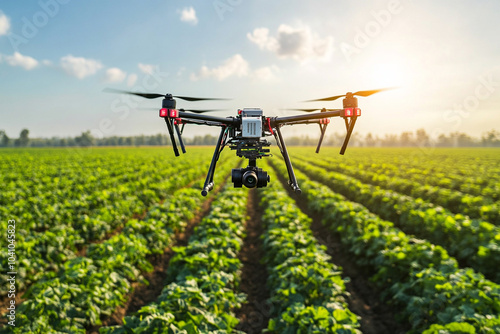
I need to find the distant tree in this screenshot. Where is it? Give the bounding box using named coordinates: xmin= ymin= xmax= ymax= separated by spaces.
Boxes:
xmin=135 ymin=135 xmax=145 ymax=146
xmin=400 ymin=131 xmax=414 ymax=146
xmin=451 ymin=132 xmax=476 ymax=147
xmin=437 ymin=133 xmax=452 ymax=147
xmin=415 ymin=129 xmax=430 ymax=146
xmin=14 ymin=129 xmax=30 ymax=146
xmin=482 ymin=130 xmax=500 ymax=147
xmin=364 ymin=133 xmax=376 ymax=146
xmin=382 ymin=133 xmax=398 ymax=146
xmin=75 ymin=131 xmax=94 ymax=147
xmin=0 ymin=130 xmax=9 ymax=147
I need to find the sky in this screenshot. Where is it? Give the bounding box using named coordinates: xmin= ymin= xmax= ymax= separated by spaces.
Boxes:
xmin=0 ymin=0 xmax=499 ymax=140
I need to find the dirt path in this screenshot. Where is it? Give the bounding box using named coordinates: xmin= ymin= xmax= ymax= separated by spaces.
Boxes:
xmin=235 ymin=189 xmax=271 ymax=334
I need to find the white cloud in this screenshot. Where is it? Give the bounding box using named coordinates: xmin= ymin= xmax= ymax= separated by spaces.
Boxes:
xmin=191 ymin=54 xmax=249 ymax=81
xmin=104 ymin=67 xmax=127 ymax=83
xmin=247 ymin=28 xmax=277 ymax=51
xmin=3 ymin=52 xmax=38 ymax=70
xmin=180 ymin=7 xmax=198 ymax=25
xmin=247 ymin=24 xmax=334 ymax=62
xmin=253 ymin=65 xmax=279 ymax=81
xmin=0 ymin=11 xmax=10 ymax=35
xmin=127 ymin=73 xmax=138 ymax=87
xmin=138 ymin=63 xmax=156 ymax=75
xmin=60 ymin=55 xmax=102 ymax=79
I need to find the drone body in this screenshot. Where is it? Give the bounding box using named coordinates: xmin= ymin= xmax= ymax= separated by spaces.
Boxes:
xmin=104 ymin=88 xmax=390 ymax=196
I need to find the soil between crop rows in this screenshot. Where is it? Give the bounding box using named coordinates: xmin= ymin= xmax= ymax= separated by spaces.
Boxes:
xmin=235 ymin=189 xmax=271 ymax=334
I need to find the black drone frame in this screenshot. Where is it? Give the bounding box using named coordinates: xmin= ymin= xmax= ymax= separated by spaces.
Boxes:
xmin=160 ymin=95 xmax=361 ymax=196
xmin=104 ymin=88 xmax=389 ymax=196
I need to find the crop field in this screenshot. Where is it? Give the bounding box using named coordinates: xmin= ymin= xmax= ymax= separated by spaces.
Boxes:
xmin=1 ymin=146 xmax=500 ymax=333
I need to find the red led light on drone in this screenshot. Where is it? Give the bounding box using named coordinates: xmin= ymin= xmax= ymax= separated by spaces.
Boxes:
xmin=342 ymin=108 xmax=361 ymax=117
xmin=159 ymin=108 xmax=179 ymax=118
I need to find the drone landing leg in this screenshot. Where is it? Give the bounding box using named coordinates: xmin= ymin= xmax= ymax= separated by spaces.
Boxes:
xmin=274 ymin=127 xmax=301 ymax=194
xmin=340 ymin=116 xmax=357 ymax=155
xmin=164 ymin=118 xmax=180 ymax=157
xmin=201 ymin=127 xmax=226 ymax=196
xmin=174 ymin=123 xmax=186 ymax=154
xmin=316 ymin=123 xmax=328 ymax=154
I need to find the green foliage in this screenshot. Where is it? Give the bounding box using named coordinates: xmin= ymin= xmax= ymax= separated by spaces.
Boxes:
xmin=291 ymin=158 xmax=500 ymax=283
xmin=271 ymin=157 xmax=500 ymax=333
xmin=101 ymin=186 xmax=248 ymax=333
xmin=259 ymin=166 xmax=361 ymax=333
xmin=2 ymin=149 xmax=239 ymax=332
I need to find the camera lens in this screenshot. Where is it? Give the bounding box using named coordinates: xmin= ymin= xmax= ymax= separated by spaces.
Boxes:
xmin=243 ymin=170 xmax=258 ymax=188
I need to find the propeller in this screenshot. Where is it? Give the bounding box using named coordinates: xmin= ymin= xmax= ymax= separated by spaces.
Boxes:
xmin=305 ymin=87 xmax=393 ymax=102
xmin=285 ymin=108 xmax=323 ymax=113
xmin=283 ymin=108 xmax=341 ymax=113
xmin=180 ymin=109 xmax=224 ymax=114
xmin=139 ymin=107 xmax=227 ymax=114
xmin=103 ymin=88 xmax=229 ymax=101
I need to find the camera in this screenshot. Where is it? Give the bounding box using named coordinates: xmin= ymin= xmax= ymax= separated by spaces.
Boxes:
xmin=232 ymin=166 xmax=270 ymax=189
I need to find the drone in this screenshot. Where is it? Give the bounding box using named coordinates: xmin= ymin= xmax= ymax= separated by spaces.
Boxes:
xmin=104 ymin=88 xmax=389 ymax=196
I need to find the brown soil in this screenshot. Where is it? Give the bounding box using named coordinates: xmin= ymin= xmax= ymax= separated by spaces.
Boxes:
xmin=270 ymin=161 xmax=410 ymax=334
xmin=235 ymin=189 xmax=272 ymax=334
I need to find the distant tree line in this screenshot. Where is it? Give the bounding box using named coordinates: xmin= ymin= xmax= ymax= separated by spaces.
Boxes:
xmin=1 ymin=128 xmax=499 ymax=148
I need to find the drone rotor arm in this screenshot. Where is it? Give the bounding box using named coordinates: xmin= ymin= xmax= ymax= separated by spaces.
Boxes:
xmin=178 ymin=111 xmax=236 ymax=127
xmin=179 ymin=119 xmax=227 ymax=127
xmin=272 ymin=109 xmax=342 ymax=127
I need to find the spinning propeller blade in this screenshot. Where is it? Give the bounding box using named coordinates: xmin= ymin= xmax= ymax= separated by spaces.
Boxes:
xmin=103 ymin=88 xmax=229 ymax=101
xmin=103 ymin=88 xmax=165 ymax=99
xmin=180 ymin=109 xmax=224 ymax=114
xmin=305 ymin=87 xmax=393 ymax=102
xmin=285 ymin=108 xmax=322 ymax=113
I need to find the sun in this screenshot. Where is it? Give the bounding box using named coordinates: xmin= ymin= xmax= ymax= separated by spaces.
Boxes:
xmin=369 ymin=62 xmax=407 ymax=87
xmin=358 ymin=53 xmax=416 ymax=90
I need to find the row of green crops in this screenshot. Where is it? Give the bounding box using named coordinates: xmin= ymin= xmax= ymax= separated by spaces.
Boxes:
xmin=2 ymin=155 xmax=237 ymax=333
xmin=322 ymin=148 xmax=500 ymax=188
xmin=0 ymin=148 xmax=215 ymax=294
xmin=293 ymin=148 xmax=500 ymax=200
xmin=0 ymin=149 xmax=212 ymax=232
xmin=303 ymin=155 xmax=500 ymax=225
xmin=291 ymin=158 xmax=500 ymax=283
xmin=270 ymin=158 xmax=500 ymax=333
xmin=0 ymin=162 xmax=205 ymax=295
xmin=259 ymin=164 xmax=361 ymax=333
xmin=100 ymin=185 xmax=248 ymax=334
